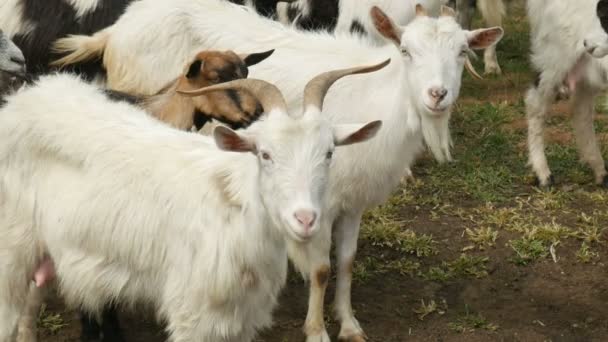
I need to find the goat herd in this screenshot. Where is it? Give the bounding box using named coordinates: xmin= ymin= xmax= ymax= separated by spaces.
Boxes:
xmin=0 ymin=0 xmax=607 ymax=341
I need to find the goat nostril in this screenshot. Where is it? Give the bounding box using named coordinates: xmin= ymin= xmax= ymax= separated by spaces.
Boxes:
xmin=294 ymin=210 xmax=317 ymax=229
xmin=429 ymin=87 xmax=447 ymax=100
xmin=10 ymin=56 xmax=25 ymax=66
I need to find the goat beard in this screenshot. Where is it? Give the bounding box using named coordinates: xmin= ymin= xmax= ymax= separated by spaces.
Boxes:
xmin=420 ymin=113 xmax=452 ymax=163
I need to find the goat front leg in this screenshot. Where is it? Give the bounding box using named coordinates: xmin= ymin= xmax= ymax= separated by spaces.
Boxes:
xmin=333 ymin=212 xmax=366 ymax=342
xmin=478 ymin=0 xmax=505 ymax=74
xmin=525 ymin=78 xmax=556 ymax=187
xmin=16 ymin=284 xmax=43 ymax=342
xmin=571 ymin=84 xmax=608 ymax=185
xmin=289 ymin=222 xmax=332 ymax=342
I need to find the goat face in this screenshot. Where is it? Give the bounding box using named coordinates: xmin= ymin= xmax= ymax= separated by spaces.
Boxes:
xmin=584 ymin=0 xmax=608 ymax=59
xmin=198 ymin=64 xmax=385 ymax=242
xmin=371 ymin=5 xmax=502 ymax=162
xmin=0 ymin=30 xmax=26 ymax=79
xmin=215 ymin=112 xmax=380 ymax=242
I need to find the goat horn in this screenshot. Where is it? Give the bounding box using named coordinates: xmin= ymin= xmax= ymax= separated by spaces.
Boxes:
xmin=440 ymin=5 xmax=456 ymax=18
xmin=465 ymin=57 xmax=483 ymax=80
xmin=303 ymin=59 xmax=391 ymax=113
xmin=415 ymin=4 xmax=428 ymax=17
xmin=177 ymin=79 xmax=287 ymax=114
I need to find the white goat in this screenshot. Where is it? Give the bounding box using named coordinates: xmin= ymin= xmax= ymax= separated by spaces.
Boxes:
xmin=525 ymin=0 xmax=608 ymax=187
xmin=0 ymin=63 xmax=383 ymax=342
xmin=275 ymin=0 xmax=505 ymax=75
xmin=51 ymin=2 xmax=503 ymax=340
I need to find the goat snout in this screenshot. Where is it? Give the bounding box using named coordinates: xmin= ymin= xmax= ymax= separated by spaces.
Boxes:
xmin=584 ymin=39 xmax=597 ymax=55
xmin=428 ymin=86 xmax=448 ymax=103
xmin=294 ymin=209 xmax=317 ymax=232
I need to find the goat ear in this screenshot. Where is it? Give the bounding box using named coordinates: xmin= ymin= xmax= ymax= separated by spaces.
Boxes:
xmin=333 ymin=120 xmax=382 ymax=147
xmin=370 ymin=6 xmax=402 ymax=46
xmin=213 ymin=126 xmax=256 ymax=153
xmin=241 ymin=49 xmax=275 ymax=67
xmin=186 ymin=60 xmax=203 ymax=79
xmin=466 ymin=27 xmax=504 ymax=50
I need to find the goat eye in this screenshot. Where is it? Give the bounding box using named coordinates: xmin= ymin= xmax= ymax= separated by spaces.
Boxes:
xmin=326 ymin=151 xmax=333 ymax=159
xmin=460 ymin=49 xmax=468 ymax=57
xmin=400 ymin=47 xmax=410 ymax=57
xmin=261 ymin=152 xmax=272 ymax=161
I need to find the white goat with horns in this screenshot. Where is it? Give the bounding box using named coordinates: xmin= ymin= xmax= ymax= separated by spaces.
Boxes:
xmin=51 ymin=1 xmax=503 ymax=340
xmin=0 ymin=61 xmax=385 ymax=342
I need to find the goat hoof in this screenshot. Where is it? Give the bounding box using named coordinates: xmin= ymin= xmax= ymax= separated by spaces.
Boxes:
xmin=338 ymin=334 xmax=367 ymax=342
xmin=602 ymin=174 xmax=608 ymax=188
xmin=533 ymin=175 xmax=554 ymax=189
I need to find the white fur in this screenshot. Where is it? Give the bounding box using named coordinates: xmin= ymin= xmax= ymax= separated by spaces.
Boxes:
xmin=52 ymin=0 xmax=502 ymax=339
xmin=0 ymin=72 xmax=378 ymax=342
xmin=277 ymin=0 xmax=503 ymax=74
xmin=526 ymin=0 xmax=608 ymax=186
xmin=0 ymin=0 xmax=36 ymax=38
xmin=67 ymin=0 xmax=102 ymax=18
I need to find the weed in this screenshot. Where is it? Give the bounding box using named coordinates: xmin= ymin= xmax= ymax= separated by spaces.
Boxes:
xmin=449 ymin=308 xmax=499 ymax=333
xmin=576 ymin=242 xmax=600 ymax=263
xmin=509 ymin=238 xmax=548 ymax=265
xmin=465 ymin=227 xmax=498 ymax=250
xmin=413 ymin=299 xmax=447 ymax=320
xmin=37 ymin=304 xmax=67 ymax=335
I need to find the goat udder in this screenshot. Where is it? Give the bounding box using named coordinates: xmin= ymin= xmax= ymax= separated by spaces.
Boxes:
xmin=33 ymin=255 xmax=56 ymax=288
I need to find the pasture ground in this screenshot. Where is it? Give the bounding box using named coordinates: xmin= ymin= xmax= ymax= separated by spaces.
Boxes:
xmin=38 ymin=1 xmax=608 ymax=341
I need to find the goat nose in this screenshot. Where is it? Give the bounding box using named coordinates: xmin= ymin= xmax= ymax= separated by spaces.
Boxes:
xmin=428 ymin=87 xmax=448 ymax=101
xmin=294 ymin=209 xmax=317 ymax=231
xmin=584 ymin=40 xmax=597 ymax=55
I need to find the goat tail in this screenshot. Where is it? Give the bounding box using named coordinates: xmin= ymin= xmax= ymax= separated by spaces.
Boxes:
xmin=50 ymin=30 xmax=109 ymax=68
xmin=477 ymin=0 xmax=505 ymax=27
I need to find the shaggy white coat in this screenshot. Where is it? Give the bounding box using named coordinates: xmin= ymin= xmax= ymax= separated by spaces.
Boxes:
xmin=0 ymin=72 xmax=351 ymax=342
xmin=51 ymin=1 xmax=502 ymax=339
xmin=525 ymin=0 xmax=608 ymax=186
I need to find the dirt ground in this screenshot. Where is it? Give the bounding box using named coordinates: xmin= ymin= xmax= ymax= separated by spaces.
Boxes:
xmin=32 ymin=1 xmax=608 ymax=341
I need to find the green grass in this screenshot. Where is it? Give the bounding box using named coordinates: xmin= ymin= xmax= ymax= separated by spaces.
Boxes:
xmin=449 ymin=307 xmax=499 ymax=333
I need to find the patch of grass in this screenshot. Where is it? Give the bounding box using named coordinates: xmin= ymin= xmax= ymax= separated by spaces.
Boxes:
xmin=424 ymin=266 xmax=452 ymax=282
xmin=465 ymin=226 xmax=499 ymax=250
xmin=449 ymin=308 xmax=499 ymax=333
xmin=446 ymin=254 xmax=489 ymax=278
xmin=413 ymin=299 xmax=447 ymax=321
xmin=424 ymin=254 xmax=489 ymax=282
xmin=508 ymin=238 xmax=548 ymax=265
xmin=37 ymin=304 xmax=67 ymax=335
xmin=576 ymin=242 xmax=600 ymax=263
xmin=352 ymin=256 xmax=421 ymax=283
xmin=362 ymin=218 xmax=437 ymax=257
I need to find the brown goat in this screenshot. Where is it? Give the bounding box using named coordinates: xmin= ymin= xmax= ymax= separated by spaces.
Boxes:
xmin=106 ymin=49 xmax=274 ymax=130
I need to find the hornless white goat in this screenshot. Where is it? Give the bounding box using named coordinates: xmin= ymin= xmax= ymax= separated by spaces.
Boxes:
xmin=0 ymin=63 xmax=384 ymax=342
xmin=51 ymin=2 xmax=503 ymax=340
xmin=525 ymin=0 xmax=608 ymax=187
xmin=275 ymin=0 xmax=505 ymax=75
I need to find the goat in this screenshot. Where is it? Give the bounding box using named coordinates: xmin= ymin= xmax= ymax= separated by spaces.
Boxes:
xmin=105 ymin=49 xmax=274 ymax=131
xmin=525 ymin=0 xmax=608 ymax=187
xmin=0 ymin=0 xmax=132 ymax=78
xmin=50 ymin=2 xmax=503 ymax=340
xmin=12 ymin=48 xmax=275 ymax=342
xmin=275 ymin=0 xmax=504 ymax=75
xmin=0 ymin=61 xmax=385 ymax=342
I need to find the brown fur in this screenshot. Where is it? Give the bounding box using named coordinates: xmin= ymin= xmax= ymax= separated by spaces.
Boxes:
xmin=140 ymin=50 xmax=264 ymax=131
xmin=370 ymin=7 xmax=401 ymax=46
xmin=314 ymin=265 xmax=330 ymax=287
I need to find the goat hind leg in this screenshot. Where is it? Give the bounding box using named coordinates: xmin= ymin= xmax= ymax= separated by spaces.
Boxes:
xmin=571 ymin=85 xmax=607 ymax=185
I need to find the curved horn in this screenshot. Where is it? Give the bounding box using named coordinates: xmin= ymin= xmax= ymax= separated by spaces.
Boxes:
xmin=465 ymin=56 xmax=483 ymax=80
xmin=415 ymin=4 xmax=428 ymax=17
xmin=303 ymin=59 xmax=391 ymax=112
xmin=177 ymin=79 xmax=287 ymax=114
